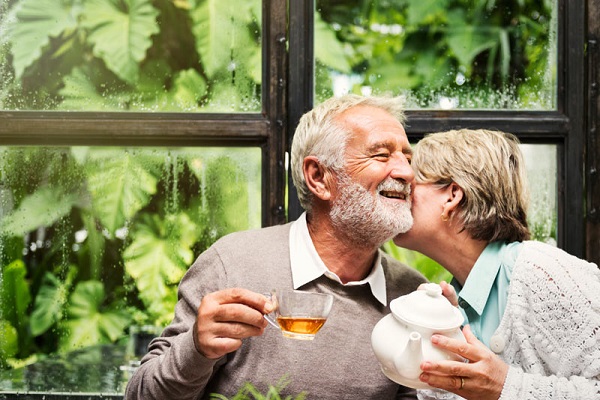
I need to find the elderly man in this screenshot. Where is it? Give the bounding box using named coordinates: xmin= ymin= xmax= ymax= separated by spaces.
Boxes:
xmin=125 ymin=94 xmax=427 ymax=399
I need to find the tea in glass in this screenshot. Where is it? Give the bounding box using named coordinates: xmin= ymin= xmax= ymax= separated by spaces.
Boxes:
xmin=264 ymin=289 xmax=333 ymax=340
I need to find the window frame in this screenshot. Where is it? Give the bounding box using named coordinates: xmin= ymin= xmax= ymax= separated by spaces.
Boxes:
xmin=288 ymin=0 xmax=588 ymax=259
xmin=586 ymin=0 xmax=600 ymax=264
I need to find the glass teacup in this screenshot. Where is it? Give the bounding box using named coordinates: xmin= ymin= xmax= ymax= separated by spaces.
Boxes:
xmin=264 ymin=289 xmax=334 ymax=340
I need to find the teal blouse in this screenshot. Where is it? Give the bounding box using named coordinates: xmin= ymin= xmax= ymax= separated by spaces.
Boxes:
xmin=451 ymin=241 xmax=522 ymax=347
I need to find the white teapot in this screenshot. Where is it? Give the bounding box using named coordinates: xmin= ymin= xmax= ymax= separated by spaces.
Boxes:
xmin=371 ymin=283 xmax=466 ymax=389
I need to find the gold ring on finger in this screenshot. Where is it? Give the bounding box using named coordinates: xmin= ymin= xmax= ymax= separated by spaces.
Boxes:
xmin=460 ymin=377 xmax=465 ymax=390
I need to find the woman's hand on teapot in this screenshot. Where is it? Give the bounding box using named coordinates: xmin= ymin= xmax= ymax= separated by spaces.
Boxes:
xmin=418 ymin=325 xmax=509 ymax=400
xmin=418 ymin=281 xmax=458 ymax=306
xmin=439 ymin=281 xmax=458 ymax=306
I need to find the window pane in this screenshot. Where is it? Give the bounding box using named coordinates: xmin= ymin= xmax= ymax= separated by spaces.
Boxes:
xmin=0 ymin=0 xmax=262 ymax=112
xmin=0 ymin=147 xmax=261 ymax=392
xmin=522 ymin=144 xmax=557 ymax=243
xmin=315 ymin=1 xmax=557 ymax=110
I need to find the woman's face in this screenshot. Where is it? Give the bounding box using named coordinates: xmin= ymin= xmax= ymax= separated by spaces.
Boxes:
xmin=393 ymin=182 xmax=448 ymax=252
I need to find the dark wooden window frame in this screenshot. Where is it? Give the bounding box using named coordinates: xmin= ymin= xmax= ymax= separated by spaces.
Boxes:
xmin=0 ymin=1 xmax=591 ymax=261
xmin=288 ymin=0 xmax=589 ymax=260
xmin=587 ymin=0 xmax=600 ymax=265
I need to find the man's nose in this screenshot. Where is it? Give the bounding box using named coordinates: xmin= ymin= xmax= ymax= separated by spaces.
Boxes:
xmin=389 ymin=154 xmax=414 ymax=183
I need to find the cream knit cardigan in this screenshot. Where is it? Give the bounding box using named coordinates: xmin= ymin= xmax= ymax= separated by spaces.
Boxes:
xmin=496 ymin=241 xmax=600 ymax=399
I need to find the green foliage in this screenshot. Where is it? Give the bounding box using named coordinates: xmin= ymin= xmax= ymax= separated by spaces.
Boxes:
xmin=82 ymin=0 xmax=160 ymax=84
xmin=1 ymin=0 xmax=553 ymax=111
xmin=0 ymin=146 xmax=259 ymax=367
xmin=0 ymin=187 xmax=80 ymax=237
xmin=314 ymin=13 xmax=352 ymax=74
xmin=6 ymin=0 xmax=78 ymax=80
xmin=316 ymin=0 xmax=554 ymax=109
xmin=1 ymin=261 xmax=31 ymax=330
xmin=0 ymin=320 xmax=19 ymax=366
xmin=124 ymin=212 xmax=197 ymax=324
xmin=58 ymin=280 xmax=131 ymax=351
xmin=382 ymin=241 xmax=453 ymax=283
xmin=202 ymin=156 xmax=252 ymax=236
xmin=211 ymin=376 xmax=307 ymax=400
xmin=192 ymin=1 xmax=257 ymax=77
xmin=1 ymin=0 xmax=262 ymax=111
xmin=30 ymin=272 xmax=70 ymax=336
xmin=86 ymin=153 xmax=158 ymax=236
xmin=1 ymin=260 xmax=32 ymax=363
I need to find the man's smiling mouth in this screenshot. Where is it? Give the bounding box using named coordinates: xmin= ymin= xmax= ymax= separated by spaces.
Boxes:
xmin=379 ymin=190 xmax=407 ymax=200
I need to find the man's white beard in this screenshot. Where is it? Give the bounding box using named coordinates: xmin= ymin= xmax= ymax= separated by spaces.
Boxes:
xmin=330 ymin=174 xmax=413 ymax=248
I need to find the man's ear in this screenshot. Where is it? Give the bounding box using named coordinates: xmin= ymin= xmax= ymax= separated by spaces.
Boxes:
xmin=303 ymin=156 xmax=332 ymax=201
xmin=442 ymin=182 xmax=464 ymax=217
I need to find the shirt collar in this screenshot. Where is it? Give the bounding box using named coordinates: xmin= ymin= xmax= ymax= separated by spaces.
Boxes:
xmin=289 ymin=212 xmax=387 ymax=306
xmin=453 ymin=241 xmax=504 ymax=315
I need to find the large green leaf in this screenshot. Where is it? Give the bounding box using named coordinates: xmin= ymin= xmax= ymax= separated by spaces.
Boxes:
xmin=201 ymin=80 xmax=243 ymax=111
xmin=80 ymin=211 xmax=106 ymax=280
xmin=191 ymin=0 xmax=256 ymax=77
xmin=368 ymin=63 xmax=422 ymax=91
xmin=0 ymin=320 xmax=18 ymax=362
xmin=314 ymin=13 xmax=351 ymax=73
xmin=127 ymin=60 xmax=174 ymax=110
xmin=82 ymin=0 xmax=159 ymax=84
xmin=171 ymin=69 xmax=207 ymax=110
xmin=446 ymin=26 xmax=500 ymax=70
xmin=132 ymin=67 xmax=208 ymax=111
xmin=6 ymin=0 xmax=78 ymax=79
xmin=406 ymin=0 xmax=449 ymax=26
xmin=86 ymin=154 xmax=158 ymax=235
xmin=0 ymin=186 xmax=79 ymax=237
xmin=413 ymin=49 xmax=453 ymax=86
xmin=58 ymin=67 xmax=124 ymax=110
xmin=60 ymin=281 xmax=130 ymax=351
xmin=124 ymin=213 xmax=197 ymax=310
xmin=29 ymin=272 xmax=69 ymax=336
xmin=0 ymin=260 xmax=31 ymax=335
xmin=204 ymin=156 xmax=251 ymax=235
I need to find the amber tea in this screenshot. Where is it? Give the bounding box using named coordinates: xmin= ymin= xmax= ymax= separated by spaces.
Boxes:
xmin=264 ymin=289 xmax=334 ymax=340
xmin=276 ymin=316 xmax=327 ymax=336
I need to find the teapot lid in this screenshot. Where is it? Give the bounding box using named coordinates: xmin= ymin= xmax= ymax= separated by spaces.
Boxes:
xmin=390 ymin=283 xmax=464 ymax=330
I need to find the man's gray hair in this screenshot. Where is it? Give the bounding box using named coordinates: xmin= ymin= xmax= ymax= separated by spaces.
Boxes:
xmin=290 ymin=94 xmax=406 ymax=212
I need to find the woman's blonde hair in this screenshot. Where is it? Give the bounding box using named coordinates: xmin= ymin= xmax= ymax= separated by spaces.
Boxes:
xmin=291 ymin=94 xmax=406 ymax=211
xmin=412 ymin=129 xmax=530 ymax=242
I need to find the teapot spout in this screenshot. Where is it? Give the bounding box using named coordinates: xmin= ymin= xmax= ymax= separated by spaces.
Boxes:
xmin=393 ymin=331 xmax=424 ymax=380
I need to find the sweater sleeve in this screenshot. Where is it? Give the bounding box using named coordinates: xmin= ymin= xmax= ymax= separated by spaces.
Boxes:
xmin=497 ymin=242 xmax=600 ymax=400
xmin=500 ymin=365 xmax=600 ymax=400
xmin=124 ymin=245 xmax=228 ymax=400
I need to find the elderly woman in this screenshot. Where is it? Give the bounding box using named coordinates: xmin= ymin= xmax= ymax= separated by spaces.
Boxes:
xmin=394 ymin=129 xmax=600 ymax=399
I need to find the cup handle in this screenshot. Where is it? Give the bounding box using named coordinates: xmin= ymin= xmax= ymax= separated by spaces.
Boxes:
xmin=263 ymin=291 xmax=279 ymax=329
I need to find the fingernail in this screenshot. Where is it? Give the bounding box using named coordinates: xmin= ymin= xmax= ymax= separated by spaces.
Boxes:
xmin=421 ymin=361 xmax=431 ymax=370
xmin=419 ymin=373 xmax=429 ymax=382
xmin=430 ymin=334 xmax=440 ymax=344
xmin=264 ymin=301 xmax=274 ymax=313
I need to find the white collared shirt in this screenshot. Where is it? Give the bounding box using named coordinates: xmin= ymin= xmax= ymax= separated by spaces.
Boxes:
xmin=289 ymin=212 xmax=387 ymax=306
